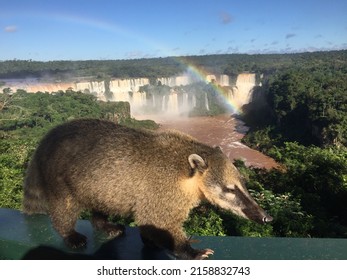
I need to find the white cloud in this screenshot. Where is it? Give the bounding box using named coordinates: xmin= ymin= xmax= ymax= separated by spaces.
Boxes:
xmin=4 ymin=25 xmax=17 ymax=33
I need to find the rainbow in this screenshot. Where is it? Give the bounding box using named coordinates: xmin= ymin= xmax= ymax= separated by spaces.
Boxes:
xmin=12 ymin=12 xmax=240 ymax=113
xmin=176 ymin=57 xmax=240 ymax=114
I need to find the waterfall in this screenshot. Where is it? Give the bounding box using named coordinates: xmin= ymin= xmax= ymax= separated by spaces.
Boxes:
xmin=204 ymin=92 xmax=210 ymax=111
xmin=109 ymin=78 xmax=150 ymax=93
xmin=226 ymin=73 xmax=257 ymax=113
xmin=157 ymin=75 xmax=191 ymax=87
xmin=175 ymin=75 xmax=191 ymax=86
xmin=181 ymin=92 xmax=189 ymax=112
xmin=131 ymin=91 xmax=147 ymax=109
xmin=112 ymin=91 xmax=129 ymax=102
xmin=162 ymin=95 xmax=167 ymax=111
xmin=192 ymin=95 xmax=197 ymax=108
xmin=235 ymin=73 xmax=256 ymax=105
xmin=75 ymin=81 xmax=106 ymax=101
xmin=1 ymin=72 xmax=259 ymax=116
xmin=167 ymin=93 xmax=179 ymax=114
xmin=206 ymin=75 xmax=217 ymax=83
xmin=157 ymin=77 xmax=175 ymax=87
xmin=219 ymin=75 xmax=229 ymax=86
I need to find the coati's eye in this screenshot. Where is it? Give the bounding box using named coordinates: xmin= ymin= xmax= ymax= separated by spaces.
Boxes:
xmin=222 ymin=185 xmax=236 ymax=193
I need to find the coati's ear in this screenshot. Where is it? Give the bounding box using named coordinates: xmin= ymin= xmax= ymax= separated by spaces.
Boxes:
xmin=188 ymin=154 xmax=207 ymax=173
xmin=214 ymin=145 xmax=222 ymax=152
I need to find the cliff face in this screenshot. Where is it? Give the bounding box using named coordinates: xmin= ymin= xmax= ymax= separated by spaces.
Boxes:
xmin=1 ymin=73 xmax=257 ymax=115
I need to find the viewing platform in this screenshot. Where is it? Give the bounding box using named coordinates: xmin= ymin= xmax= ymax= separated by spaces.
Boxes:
xmin=1 ymin=208 xmax=346 ymax=260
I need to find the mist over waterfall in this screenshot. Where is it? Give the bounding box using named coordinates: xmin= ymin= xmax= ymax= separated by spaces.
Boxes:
xmin=1 ymin=72 xmax=258 ymax=116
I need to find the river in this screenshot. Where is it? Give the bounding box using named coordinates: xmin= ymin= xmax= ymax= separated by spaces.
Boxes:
xmin=134 ymin=114 xmax=278 ymax=169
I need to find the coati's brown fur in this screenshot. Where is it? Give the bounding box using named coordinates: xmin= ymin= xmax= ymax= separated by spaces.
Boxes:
xmin=23 ymin=119 xmax=272 ymax=259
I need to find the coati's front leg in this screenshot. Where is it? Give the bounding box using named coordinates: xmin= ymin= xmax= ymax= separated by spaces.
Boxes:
xmin=91 ymin=211 xmax=125 ymax=238
xmin=139 ymin=225 xmax=214 ymax=260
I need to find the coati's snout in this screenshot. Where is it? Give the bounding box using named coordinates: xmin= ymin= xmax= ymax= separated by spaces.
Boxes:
xmin=224 ymin=182 xmax=273 ymax=224
xmin=241 ymin=197 xmax=273 ymax=224
xmin=188 ymin=152 xmax=273 ymax=225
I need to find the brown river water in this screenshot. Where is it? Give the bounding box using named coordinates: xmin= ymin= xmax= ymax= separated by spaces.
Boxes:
xmin=135 ymin=114 xmax=278 ymax=169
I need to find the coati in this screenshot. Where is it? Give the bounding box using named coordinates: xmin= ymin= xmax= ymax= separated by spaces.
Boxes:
xmin=23 ymin=119 xmax=272 ymax=260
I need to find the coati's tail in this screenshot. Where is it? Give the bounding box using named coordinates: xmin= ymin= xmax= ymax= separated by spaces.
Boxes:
xmin=22 ymin=157 xmax=48 ymax=214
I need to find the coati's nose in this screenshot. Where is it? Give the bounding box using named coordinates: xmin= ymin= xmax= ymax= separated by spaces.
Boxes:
xmin=262 ymin=215 xmax=273 ymax=223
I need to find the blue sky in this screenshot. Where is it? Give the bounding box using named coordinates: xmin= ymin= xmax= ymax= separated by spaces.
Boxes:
xmin=1 ymin=0 xmax=346 ymax=61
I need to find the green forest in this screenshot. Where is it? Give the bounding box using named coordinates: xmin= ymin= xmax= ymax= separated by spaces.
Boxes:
xmin=240 ymin=55 xmax=347 ymax=238
xmin=1 ymin=50 xmax=347 ymax=238
xmin=1 ymin=50 xmax=346 ymax=79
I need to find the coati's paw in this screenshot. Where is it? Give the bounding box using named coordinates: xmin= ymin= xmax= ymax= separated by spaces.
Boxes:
xmin=103 ymin=224 xmax=125 ymax=239
xmin=177 ymin=247 xmax=214 ymax=260
xmin=194 ymin=248 xmax=214 ymax=260
xmin=64 ymin=232 xmax=87 ymax=248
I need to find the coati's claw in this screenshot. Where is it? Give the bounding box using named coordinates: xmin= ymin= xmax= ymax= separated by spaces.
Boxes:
xmin=206 ymin=248 xmax=214 ymax=254
xmin=104 ymin=224 xmax=125 ymax=239
xmin=195 ymin=248 xmax=214 ymax=259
